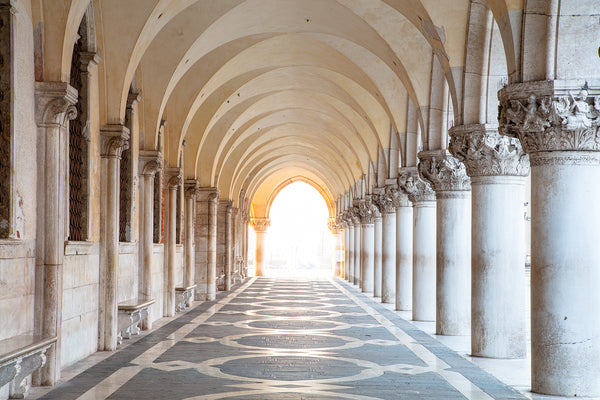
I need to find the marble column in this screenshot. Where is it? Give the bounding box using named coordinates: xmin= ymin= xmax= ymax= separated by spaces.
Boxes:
xmin=450 ymin=124 xmax=528 ymax=358
xmin=393 ymin=186 xmax=413 ymax=311
xmin=328 ymin=218 xmax=342 ymax=277
xmin=35 ymin=82 xmax=77 ymax=385
xmin=184 ymin=180 xmax=198 ymax=306
xmin=499 ymin=83 xmax=600 ymax=396
xmin=419 ymin=150 xmax=472 ymax=336
xmin=400 ymin=168 xmax=436 ymax=322
xmin=195 ymin=188 xmax=219 ymax=301
xmin=251 ymin=218 xmax=270 ymax=276
xmin=352 ymin=211 xmax=362 ymax=287
xmin=99 ymin=125 xmax=130 ymax=351
xmin=139 ymin=151 xmax=162 ymax=327
xmin=345 ymin=216 xmax=355 ymax=283
xmin=242 ymin=214 xmax=250 ymax=277
xmin=358 ymin=199 xmax=378 ymax=293
xmin=224 ymin=202 xmax=233 ymax=290
xmin=373 ymin=208 xmax=383 ymax=297
xmin=165 ymin=170 xmax=182 ymax=317
xmin=377 ymin=186 xmax=397 ymax=303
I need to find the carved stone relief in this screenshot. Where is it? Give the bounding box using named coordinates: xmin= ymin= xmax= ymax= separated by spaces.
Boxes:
xmin=398 ymin=167 xmax=435 ymax=203
xmin=417 ymin=149 xmax=471 ymax=192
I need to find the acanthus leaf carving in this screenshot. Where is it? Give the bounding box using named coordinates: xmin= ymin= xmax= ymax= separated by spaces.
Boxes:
xmin=357 ymin=198 xmax=380 ymax=224
xmin=449 ymin=124 xmax=530 ymax=177
xmin=250 ymin=218 xmax=270 ymax=232
xmin=398 ymin=167 xmax=435 ymax=203
xmin=418 ymin=149 xmax=471 ymax=192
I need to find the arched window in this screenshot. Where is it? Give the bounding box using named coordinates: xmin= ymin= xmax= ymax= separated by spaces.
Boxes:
xmin=68 ymin=14 xmax=92 ymax=241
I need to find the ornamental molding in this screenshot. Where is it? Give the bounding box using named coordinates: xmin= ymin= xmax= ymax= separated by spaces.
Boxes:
xmin=449 ymin=124 xmax=530 ymax=177
xmin=349 ymin=206 xmax=362 ymax=225
xmin=373 ymin=186 xmax=398 ymax=214
xmin=196 ymin=187 xmax=220 ymax=202
xmin=499 ymin=80 xmax=600 ymax=154
xmin=250 ymin=218 xmax=270 ymax=232
xmin=417 ymin=149 xmax=471 ymax=192
xmin=398 ymin=167 xmax=435 ymax=203
xmin=139 ymin=150 xmax=163 ymax=176
xmin=100 ymin=124 xmax=130 ymax=158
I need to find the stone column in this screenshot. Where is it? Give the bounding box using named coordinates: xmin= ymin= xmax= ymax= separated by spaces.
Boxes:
xmin=419 ymin=150 xmax=472 ymax=336
xmin=499 ymin=83 xmax=600 ymax=396
xmin=351 ymin=210 xmax=362 ymax=287
xmin=184 ymin=180 xmax=198 ymax=305
xmin=251 ymin=218 xmax=270 ymax=276
xmin=195 ymin=188 xmax=219 ymax=301
xmin=242 ymin=213 xmax=249 ymax=277
xmin=450 ymin=124 xmax=528 ymax=358
xmin=165 ymin=170 xmax=182 ymax=317
xmin=224 ymin=202 xmax=233 ymax=290
xmin=35 ymin=82 xmax=77 ymax=385
xmin=358 ymin=199 xmax=378 ymax=293
xmin=373 ymin=206 xmax=383 ymax=298
xmin=400 ymin=168 xmax=436 ymax=322
xmin=345 ymin=216 xmax=355 ymax=283
xmin=392 ymin=184 xmax=413 ymax=311
xmin=327 ymin=218 xmax=341 ymax=277
xmin=99 ymin=125 xmax=130 ymax=351
xmin=138 ymin=151 xmax=162 ymax=327
xmin=377 ymin=186 xmax=397 ymax=303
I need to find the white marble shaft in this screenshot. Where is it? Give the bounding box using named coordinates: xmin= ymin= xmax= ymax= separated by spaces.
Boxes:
xmin=381 ymin=211 xmax=396 ymax=303
xmin=411 ymin=200 xmax=436 ymax=321
xmin=251 ymin=218 xmax=269 ymax=277
xmin=395 ymin=199 xmax=413 ymax=311
xmin=353 ymin=222 xmax=361 ymax=287
xmin=346 ymin=224 xmax=354 ymax=283
xmin=360 ymin=223 xmax=375 ymax=293
xmin=373 ymin=216 xmax=382 ymax=297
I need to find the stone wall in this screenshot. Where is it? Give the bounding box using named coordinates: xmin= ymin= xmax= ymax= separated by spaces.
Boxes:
xmin=61 ymin=243 xmax=99 ymax=367
xmin=118 ymin=243 xmax=138 ymax=302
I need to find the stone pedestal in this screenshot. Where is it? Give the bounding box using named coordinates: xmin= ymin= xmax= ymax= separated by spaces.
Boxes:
xmin=419 ymin=150 xmax=472 ymax=336
xmin=400 ymin=168 xmax=436 ymax=322
xmin=394 ymin=188 xmax=413 ymax=311
xmin=251 ymin=218 xmax=270 ymax=276
xmin=35 ymin=82 xmax=77 ymax=384
xmin=139 ymin=152 xmax=162 ymax=327
xmin=196 ymin=188 xmax=219 ymax=300
xmin=165 ymin=170 xmax=182 ymax=317
xmin=499 ymin=81 xmax=600 ymax=396
xmin=450 ymin=124 xmax=529 ymax=358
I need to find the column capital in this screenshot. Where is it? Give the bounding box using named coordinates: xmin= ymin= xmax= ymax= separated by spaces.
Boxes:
xmin=418 ymin=149 xmax=471 ymax=192
xmin=196 ymin=187 xmax=220 ymax=202
xmin=357 ymin=197 xmax=380 ymax=225
xmin=398 ymin=167 xmax=435 ymax=203
xmin=222 ymin=200 xmax=234 ymax=214
xmin=327 ymin=218 xmax=341 ymax=234
xmin=372 ymin=186 xmax=397 ymax=214
xmin=165 ymin=167 xmax=182 ymax=189
xmin=101 ymin=124 xmax=130 ymax=158
xmin=139 ymin=150 xmax=163 ymax=177
xmin=79 ymin=52 xmax=101 ymax=74
xmin=250 ymin=218 xmax=270 ymax=232
xmin=35 ymin=82 xmax=78 ymax=127
xmin=499 ymin=80 xmax=600 ymax=165
xmin=184 ymin=179 xmax=200 ymax=198
xmin=347 ymin=207 xmax=362 ymax=226
xmin=449 ymin=124 xmax=530 ymax=177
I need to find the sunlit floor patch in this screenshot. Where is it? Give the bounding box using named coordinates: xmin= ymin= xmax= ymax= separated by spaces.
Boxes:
xmin=34 ymin=277 xmax=528 ymax=400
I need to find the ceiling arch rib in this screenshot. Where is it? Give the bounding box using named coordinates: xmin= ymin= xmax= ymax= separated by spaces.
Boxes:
xmin=218 ymin=126 xmax=358 ymax=195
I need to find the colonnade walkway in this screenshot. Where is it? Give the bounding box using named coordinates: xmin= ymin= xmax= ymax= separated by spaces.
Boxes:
xmin=33 ymin=278 xmax=529 ymax=400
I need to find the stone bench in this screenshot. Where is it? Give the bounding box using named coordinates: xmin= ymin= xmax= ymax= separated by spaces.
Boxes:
xmin=175 ymin=284 xmax=197 ymax=312
xmin=0 ymin=335 xmax=56 ymax=398
xmin=117 ymin=298 xmax=155 ymax=344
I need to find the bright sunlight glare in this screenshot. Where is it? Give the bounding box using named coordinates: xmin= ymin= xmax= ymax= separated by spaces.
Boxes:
xmin=263 ymin=181 xmax=332 ymax=279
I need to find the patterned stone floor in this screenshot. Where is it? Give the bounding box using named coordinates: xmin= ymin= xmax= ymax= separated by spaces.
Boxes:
xmin=35 ymin=277 xmax=528 ymax=400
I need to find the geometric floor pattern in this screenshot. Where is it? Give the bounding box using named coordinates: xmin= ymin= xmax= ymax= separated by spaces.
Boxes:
xmin=37 ymin=277 xmax=527 ymax=400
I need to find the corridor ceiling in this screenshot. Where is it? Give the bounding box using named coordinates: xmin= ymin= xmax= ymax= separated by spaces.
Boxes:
xmin=35 ymin=0 xmax=521 ymax=211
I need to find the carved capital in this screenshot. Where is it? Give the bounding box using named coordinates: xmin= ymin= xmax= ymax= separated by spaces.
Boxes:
xmin=196 ymin=187 xmax=219 ymax=203
xmin=139 ymin=150 xmax=163 ymax=176
xmin=327 ymin=218 xmax=340 ymax=234
xmin=184 ymin=179 xmax=200 ymax=198
xmin=373 ymin=186 xmax=397 ymax=214
xmin=35 ymin=82 xmax=78 ymax=127
xmin=449 ymin=124 xmax=530 ymax=177
xmin=499 ymin=80 xmax=600 ymax=157
xmin=79 ymin=52 xmax=101 ymax=74
xmin=418 ymin=149 xmax=471 ymax=192
xmin=357 ymin=198 xmax=380 ymax=225
xmin=398 ymin=167 xmax=435 ymax=203
xmin=251 ymin=218 xmax=270 ymax=232
xmin=165 ymin=167 xmax=182 ymax=189
xmin=101 ymin=125 xmax=130 ymax=158
xmin=222 ymin=201 xmax=234 ymax=215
